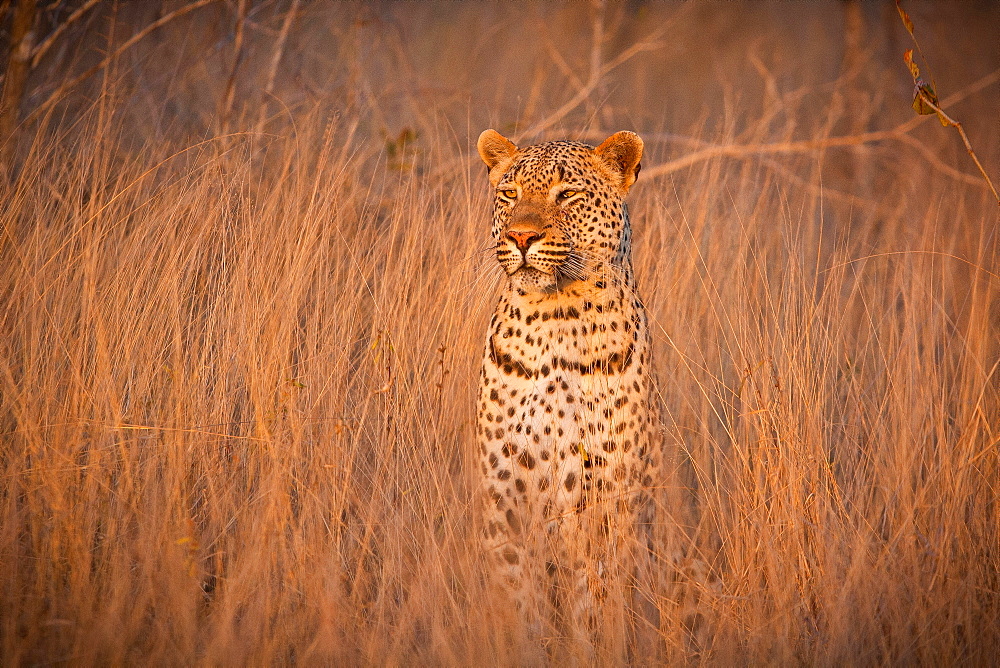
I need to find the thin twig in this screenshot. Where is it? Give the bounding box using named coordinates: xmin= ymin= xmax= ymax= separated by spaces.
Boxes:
xmin=912 ymin=87 xmax=999 ymax=205
xmin=894 ymin=131 xmax=985 ymax=188
xmin=543 ymin=39 xmax=584 ymax=92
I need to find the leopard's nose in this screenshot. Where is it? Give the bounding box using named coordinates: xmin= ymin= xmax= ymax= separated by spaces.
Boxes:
xmin=506 ymin=228 xmax=544 ymax=251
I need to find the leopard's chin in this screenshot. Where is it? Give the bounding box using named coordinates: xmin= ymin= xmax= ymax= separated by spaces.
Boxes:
xmin=508 ymin=266 xmax=559 ymax=293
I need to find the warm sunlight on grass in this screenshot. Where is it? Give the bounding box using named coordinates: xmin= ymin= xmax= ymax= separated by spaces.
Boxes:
xmin=1 ymin=2 xmax=998 ymax=664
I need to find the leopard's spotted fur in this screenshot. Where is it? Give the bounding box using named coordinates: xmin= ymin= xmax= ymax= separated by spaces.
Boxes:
xmin=475 ymin=129 xmax=660 ymax=650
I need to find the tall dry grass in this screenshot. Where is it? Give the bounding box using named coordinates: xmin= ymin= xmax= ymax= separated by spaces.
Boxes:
xmin=1 ymin=2 xmax=999 ymax=664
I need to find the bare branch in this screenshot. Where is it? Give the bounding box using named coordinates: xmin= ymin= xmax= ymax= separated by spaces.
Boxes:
xmin=218 ymin=0 xmax=249 ymax=133
xmin=29 ymin=0 xmax=100 ymax=68
xmin=256 ymin=0 xmax=300 ymax=134
xmin=22 ymin=0 xmax=221 ymax=129
xmin=640 ymin=67 xmax=1000 ymax=193
xmin=521 ymin=37 xmax=664 ymax=139
xmin=520 ymin=5 xmax=669 ymax=140
xmin=1 ymin=0 xmax=36 ymax=169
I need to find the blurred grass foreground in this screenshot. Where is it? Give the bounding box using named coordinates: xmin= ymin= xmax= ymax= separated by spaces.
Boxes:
xmin=1 ymin=1 xmax=999 ymax=664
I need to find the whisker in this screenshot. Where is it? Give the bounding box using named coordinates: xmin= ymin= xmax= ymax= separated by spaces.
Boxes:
xmin=456 ymin=242 xmax=498 ymax=266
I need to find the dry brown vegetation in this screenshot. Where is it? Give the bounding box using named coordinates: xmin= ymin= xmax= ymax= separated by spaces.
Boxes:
xmin=1 ymin=1 xmax=999 ymax=664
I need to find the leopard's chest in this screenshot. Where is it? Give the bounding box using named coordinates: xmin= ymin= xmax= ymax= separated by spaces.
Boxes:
xmin=477 ymin=294 xmax=653 ymax=518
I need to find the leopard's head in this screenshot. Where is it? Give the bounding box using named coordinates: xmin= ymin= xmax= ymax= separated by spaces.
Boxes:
xmin=477 ymin=130 xmax=643 ymax=293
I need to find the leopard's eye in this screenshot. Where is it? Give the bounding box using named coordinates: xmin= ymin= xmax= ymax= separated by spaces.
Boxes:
xmin=557 ymin=189 xmax=583 ymax=202
xmin=498 ymin=188 xmax=518 ymax=200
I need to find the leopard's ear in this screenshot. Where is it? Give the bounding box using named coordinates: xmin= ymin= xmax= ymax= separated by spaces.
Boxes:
xmin=595 ymin=131 xmax=643 ymax=192
xmin=477 ymin=130 xmax=519 ymax=184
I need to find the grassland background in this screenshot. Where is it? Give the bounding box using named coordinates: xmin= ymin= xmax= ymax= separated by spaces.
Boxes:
xmin=1 ymin=1 xmax=999 ymax=664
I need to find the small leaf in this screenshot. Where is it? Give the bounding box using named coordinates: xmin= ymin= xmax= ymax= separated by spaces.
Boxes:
xmin=903 ymin=49 xmax=920 ymax=80
xmin=911 ymin=80 xmax=939 ymax=116
xmin=896 ymin=0 xmax=915 ymax=36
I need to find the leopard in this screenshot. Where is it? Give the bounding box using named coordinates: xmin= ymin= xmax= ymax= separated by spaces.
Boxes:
xmin=474 ymin=128 xmax=661 ymax=655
